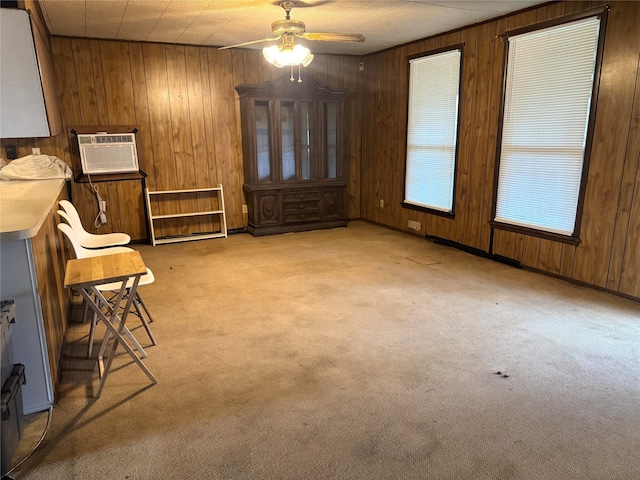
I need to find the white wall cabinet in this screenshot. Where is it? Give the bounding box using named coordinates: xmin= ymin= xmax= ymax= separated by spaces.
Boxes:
xmin=0 ymin=8 xmax=62 ymax=138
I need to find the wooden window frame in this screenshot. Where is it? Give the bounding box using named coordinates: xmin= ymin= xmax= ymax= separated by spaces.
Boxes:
xmin=490 ymin=7 xmax=609 ymax=245
xmin=401 ymin=44 xmax=464 ymax=218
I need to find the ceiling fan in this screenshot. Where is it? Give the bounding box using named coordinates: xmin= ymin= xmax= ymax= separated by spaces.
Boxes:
xmin=219 ymin=1 xmax=365 ymax=51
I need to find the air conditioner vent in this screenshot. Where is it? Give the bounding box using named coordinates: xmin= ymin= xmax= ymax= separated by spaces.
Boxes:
xmin=78 ymin=133 xmax=139 ymax=175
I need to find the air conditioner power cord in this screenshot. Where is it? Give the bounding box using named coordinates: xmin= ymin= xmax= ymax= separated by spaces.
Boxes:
xmin=94 ymin=191 xmax=107 ymax=228
xmin=88 ymin=176 xmax=107 ymax=228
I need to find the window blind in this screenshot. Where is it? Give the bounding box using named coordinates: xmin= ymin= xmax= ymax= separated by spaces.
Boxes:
xmin=495 ymin=16 xmax=601 ymax=236
xmin=405 ymin=49 xmax=461 ymax=213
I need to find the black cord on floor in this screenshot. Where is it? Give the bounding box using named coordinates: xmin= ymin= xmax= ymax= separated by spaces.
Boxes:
xmin=3 ymin=405 xmax=53 ymax=479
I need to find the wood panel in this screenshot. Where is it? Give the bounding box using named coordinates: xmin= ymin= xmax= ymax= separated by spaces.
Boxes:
xmin=617 ymin=35 xmax=640 ymax=297
xmin=129 ymin=41 xmax=156 ymax=240
xmin=142 ymin=43 xmax=175 ymax=238
xmin=186 ymin=46 xmax=216 ymax=233
xmin=483 ymin=12 xmax=512 ymax=259
xmin=315 ymin=55 xmax=329 ymax=85
xmin=453 ymin=27 xmax=477 ymax=245
xmin=129 ymin=43 xmax=155 ymax=189
xmin=31 ymin=187 xmax=69 ymax=393
xmin=387 ymin=47 xmax=403 ymax=229
xmin=71 ymin=39 xmax=99 ymax=124
xmin=208 ymin=48 xmax=243 ymax=229
xmin=88 ymin=40 xmax=109 ymax=125
xmin=369 ymin=51 xmax=386 ymax=226
xmin=573 ymin=3 xmax=640 ymax=287
xmin=199 ymin=46 xmax=219 ymax=190
xmin=165 ymin=45 xmax=198 ymax=236
xmin=358 ymin=53 xmax=375 ymax=222
xmin=344 ymin=56 xmax=361 ymax=219
xmin=464 ymin=21 xmax=495 ymax=250
xmin=479 ymin=17 xmax=507 ymax=254
xmin=101 ymin=41 xmax=136 ymax=124
xmin=243 ymin=49 xmax=263 ymax=85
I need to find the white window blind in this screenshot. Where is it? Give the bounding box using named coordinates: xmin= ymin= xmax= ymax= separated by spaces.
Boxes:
xmin=495 ymin=16 xmax=601 ymax=236
xmin=404 ymin=49 xmax=461 ymax=213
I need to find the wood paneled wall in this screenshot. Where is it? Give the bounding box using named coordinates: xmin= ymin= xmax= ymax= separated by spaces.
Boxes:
xmin=360 ymin=0 xmax=640 ymax=300
xmin=4 ymin=39 xmax=361 ymax=242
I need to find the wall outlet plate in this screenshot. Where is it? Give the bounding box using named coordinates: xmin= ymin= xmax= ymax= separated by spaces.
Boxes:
xmin=408 ymin=220 xmax=422 ymax=231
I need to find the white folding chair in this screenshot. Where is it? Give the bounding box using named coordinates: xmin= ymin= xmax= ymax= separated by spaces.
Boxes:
xmin=58 ymin=209 xmax=131 ymax=328
xmin=58 ymin=199 xmax=130 ymax=248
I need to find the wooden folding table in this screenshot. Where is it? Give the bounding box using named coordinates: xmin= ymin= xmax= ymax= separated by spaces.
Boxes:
xmin=64 ymin=251 xmax=157 ymax=397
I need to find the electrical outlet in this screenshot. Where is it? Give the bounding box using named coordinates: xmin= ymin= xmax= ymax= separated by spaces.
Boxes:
xmin=5 ymin=145 xmax=17 ymax=160
xmin=408 ymin=220 xmax=422 ymax=231
xmin=242 ymin=204 xmax=248 ymax=214
xmin=379 ymin=199 xmax=384 ymax=208
xmin=32 ymin=148 xmax=41 ymax=155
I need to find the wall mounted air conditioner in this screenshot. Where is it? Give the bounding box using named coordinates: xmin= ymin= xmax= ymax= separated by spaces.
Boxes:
xmin=78 ymin=133 xmax=139 ymax=175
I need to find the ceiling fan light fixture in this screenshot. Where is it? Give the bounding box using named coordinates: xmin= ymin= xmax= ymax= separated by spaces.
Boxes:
xmin=263 ymin=43 xmax=314 ymax=68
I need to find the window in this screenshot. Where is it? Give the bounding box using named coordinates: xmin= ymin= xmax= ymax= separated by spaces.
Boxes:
xmin=493 ymin=13 xmax=605 ymax=240
xmin=403 ymin=46 xmax=462 ymax=215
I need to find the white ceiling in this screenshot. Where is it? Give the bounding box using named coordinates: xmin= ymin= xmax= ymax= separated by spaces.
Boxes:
xmin=37 ymin=0 xmax=545 ymax=56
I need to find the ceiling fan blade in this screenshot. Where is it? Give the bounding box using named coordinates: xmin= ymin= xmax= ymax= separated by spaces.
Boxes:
xmin=298 ymin=32 xmax=365 ymax=43
xmin=272 ymin=1 xmax=333 ymax=8
xmin=219 ymin=37 xmax=281 ymax=50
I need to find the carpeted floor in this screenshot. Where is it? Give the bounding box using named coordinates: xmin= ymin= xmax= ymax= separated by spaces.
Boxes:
xmin=9 ymin=221 xmax=640 ymax=479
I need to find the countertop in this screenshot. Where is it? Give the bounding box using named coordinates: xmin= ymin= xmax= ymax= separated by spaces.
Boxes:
xmin=0 ymin=178 xmax=67 ymax=242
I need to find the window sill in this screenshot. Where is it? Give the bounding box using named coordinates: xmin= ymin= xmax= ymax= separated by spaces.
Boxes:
xmin=74 ymin=170 xmax=146 ymax=183
xmin=401 ymin=201 xmax=454 ymax=219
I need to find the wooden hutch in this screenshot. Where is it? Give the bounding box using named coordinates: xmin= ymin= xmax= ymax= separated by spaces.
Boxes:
xmin=236 ymin=74 xmax=348 ymax=236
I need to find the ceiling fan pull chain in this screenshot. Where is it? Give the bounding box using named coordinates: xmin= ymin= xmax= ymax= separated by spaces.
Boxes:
xmin=290 ymin=65 xmax=295 ymax=82
xmin=298 ymin=63 xmax=303 ymax=83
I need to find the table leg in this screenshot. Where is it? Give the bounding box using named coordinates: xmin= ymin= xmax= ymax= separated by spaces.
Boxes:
xmin=77 ymin=282 xmax=157 ymax=397
xmin=94 ymin=290 xmax=148 ymax=359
